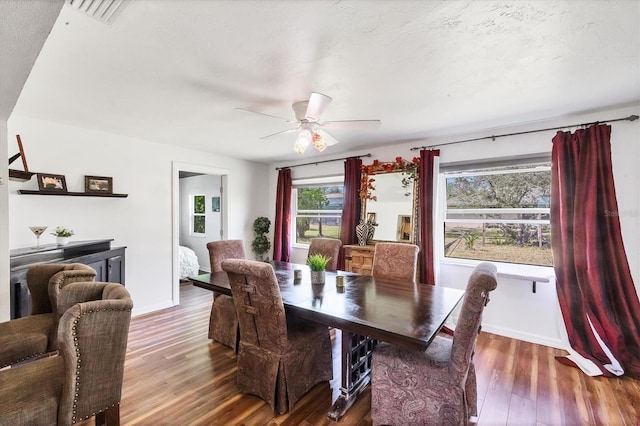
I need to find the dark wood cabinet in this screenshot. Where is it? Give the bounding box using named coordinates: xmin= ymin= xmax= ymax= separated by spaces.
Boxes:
xmin=9 ymin=239 xmax=126 ymax=319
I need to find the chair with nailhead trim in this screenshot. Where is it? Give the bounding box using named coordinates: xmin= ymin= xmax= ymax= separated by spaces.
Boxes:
xmin=0 ymin=263 xmax=97 ymax=369
xmin=0 ymin=282 xmax=133 ymax=426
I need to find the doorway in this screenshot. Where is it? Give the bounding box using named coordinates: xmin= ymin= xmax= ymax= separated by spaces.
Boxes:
xmin=171 ymin=162 xmax=229 ymax=306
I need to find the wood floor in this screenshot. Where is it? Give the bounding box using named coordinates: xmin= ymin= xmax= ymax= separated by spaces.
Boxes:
xmin=85 ymin=284 xmax=640 ymax=425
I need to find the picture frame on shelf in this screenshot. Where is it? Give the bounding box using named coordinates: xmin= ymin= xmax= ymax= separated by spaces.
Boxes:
xmin=37 ymin=173 xmax=67 ymax=192
xmin=85 ymin=175 xmax=113 ymax=194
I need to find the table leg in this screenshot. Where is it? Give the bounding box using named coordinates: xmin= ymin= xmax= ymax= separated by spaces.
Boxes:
xmin=328 ymin=331 xmax=376 ymax=421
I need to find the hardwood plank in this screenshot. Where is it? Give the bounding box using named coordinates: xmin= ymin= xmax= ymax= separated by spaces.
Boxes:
xmin=75 ymin=284 xmax=640 ymax=426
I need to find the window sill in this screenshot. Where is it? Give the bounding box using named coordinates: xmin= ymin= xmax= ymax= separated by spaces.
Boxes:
xmin=439 ymin=258 xmax=555 ymax=293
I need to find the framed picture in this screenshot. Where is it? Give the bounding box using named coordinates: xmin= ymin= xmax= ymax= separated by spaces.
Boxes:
xmin=37 ymin=173 xmax=67 ymax=192
xmin=85 ymin=175 xmax=113 ymax=194
xmin=212 ymin=196 xmax=220 ymax=212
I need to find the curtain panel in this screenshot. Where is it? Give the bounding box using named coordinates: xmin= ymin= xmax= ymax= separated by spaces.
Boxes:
xmin=418 ymin=149 xmax=440 ymax=285
xmin=338 ymin=158 xmax=363 ymax=270
xmin=273 ymin=168 xmax=291 ymax=262
xmin=551 ymin=124 xmax=640 ymax=378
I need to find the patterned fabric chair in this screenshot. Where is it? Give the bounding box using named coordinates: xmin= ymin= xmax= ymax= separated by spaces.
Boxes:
xmin=371 ymin=262 xmax=498 ymax=426
xmin=371 ymin=242 xmax=420 ymax=284
xmin=0 ymin=263 xmax=96 ymax=368
xmin=308 ymin=237 xmax=342 ymax=271
xmin=207 ymin=240 xmax=246 ymax=351
xmin=221 ymin=259 xmax=333 ymax=414
xmin=0 ymin=282 xmax=133 ymax=426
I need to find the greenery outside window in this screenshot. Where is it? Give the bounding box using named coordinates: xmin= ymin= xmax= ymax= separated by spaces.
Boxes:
xmin=441 ymin=163 xmax=552 ymax=266
xmin=192 ymin=194 xmax=205 ymax=235
xmin=291 ymin=178 xmax=344 ymax=246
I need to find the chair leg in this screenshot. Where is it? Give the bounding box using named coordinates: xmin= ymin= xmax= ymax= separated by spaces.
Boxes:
xmin=94 ymin=405 xmax=120 ymax=426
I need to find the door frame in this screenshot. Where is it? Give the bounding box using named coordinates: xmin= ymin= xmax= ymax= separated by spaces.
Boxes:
xmin=171 ymin=161 xmax=229 ymax=306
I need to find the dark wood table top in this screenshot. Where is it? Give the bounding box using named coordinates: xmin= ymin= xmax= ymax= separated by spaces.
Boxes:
xmin=190 ymin=261 xmax=464 ymax=351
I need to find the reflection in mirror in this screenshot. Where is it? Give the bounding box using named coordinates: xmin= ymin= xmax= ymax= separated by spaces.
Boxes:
xmin=365 ymin=173 xmax=414 ymax=241
xmin=360 ymin=157 xmax=419 ymax=244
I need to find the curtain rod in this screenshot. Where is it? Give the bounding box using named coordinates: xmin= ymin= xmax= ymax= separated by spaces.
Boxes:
xmin=275 ymin=153 xmax=371 ymax=170
xmin=410 ymin=114 xmax=639 ymax=151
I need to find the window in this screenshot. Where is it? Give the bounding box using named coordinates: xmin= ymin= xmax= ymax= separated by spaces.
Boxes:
xmin=291 ymin=178 xmax=344 ymax=246
xmin=192 ymin=194 xmax=205 ymax=235
xmin=441 ymin=162 xmax=552 ymax=266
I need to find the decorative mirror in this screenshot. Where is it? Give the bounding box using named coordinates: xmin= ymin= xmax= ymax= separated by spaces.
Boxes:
xmin=360 ymin=157 xmax=420 ymax=244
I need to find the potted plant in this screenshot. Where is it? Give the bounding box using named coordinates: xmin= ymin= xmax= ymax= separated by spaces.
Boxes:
xmin=307 ymin=253 xmax=331 ymax=285
xmin=251 ymin=217 xmax=271 ymax=261
xmin=51 ymin=226 xmax=74 ymax=246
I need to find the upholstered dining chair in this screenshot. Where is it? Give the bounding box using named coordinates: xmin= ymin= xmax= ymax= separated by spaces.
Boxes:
xmin=221 ymin=259 xmax=333 ymax=414
xmin=307 ymin=237 xmax=342 ymax=271
xmin=0 ymin=281 xmax=133 ymax=426
xmin=371 ymin=242 xmax=420 ymax=284
xmin=0 ymin=263 xmax=96 ymax=368
xmin=371 ymin=262 xmax=498 ymax=426
xmin=206 ymin=240 xmax=246 ymax=351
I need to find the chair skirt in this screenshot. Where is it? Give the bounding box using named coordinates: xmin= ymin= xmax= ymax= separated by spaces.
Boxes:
xmin=208 ymin=294 xmax=238 ymax=351
xmin=371 ymin=339 xmax=471 ymax=426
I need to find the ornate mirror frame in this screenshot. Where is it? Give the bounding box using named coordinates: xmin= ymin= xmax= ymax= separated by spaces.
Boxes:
xmin=360 ymin=157 xmax=420 ymax=244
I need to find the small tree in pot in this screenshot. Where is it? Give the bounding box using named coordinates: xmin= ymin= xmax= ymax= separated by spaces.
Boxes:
xmin=252 ymin=217 xmax=271 ymax=261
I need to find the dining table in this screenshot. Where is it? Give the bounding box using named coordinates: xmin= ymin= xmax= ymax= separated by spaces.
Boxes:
xmin=190 ymin=260 xmax=465 ymax=421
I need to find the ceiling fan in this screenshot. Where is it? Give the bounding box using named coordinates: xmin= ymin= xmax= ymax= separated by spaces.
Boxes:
xmin=236 ymin=92 xmax=381 ymax=154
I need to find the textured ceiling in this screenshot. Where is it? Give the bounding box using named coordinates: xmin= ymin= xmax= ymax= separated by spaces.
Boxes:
xmin=10 ymin=0 xmax=640 ymax=163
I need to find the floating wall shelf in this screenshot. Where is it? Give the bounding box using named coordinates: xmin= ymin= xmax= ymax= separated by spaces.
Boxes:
xmin=17 ymin=190 xmax=128 ymax=198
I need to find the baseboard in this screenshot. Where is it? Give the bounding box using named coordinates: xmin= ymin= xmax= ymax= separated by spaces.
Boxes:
xmin=481 ymin=324 xmax=565 ymax=349
xmin=132 ymin=300 xmax=176 ymax=318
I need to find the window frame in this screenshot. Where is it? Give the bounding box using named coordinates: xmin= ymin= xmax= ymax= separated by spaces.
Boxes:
xmin=191 ymin=194 xmax=206 ymax=237
xmin=436 ymin=159 xmax=553 ymax=269
xmin=290 ymin=176 xmax=344 ymax=249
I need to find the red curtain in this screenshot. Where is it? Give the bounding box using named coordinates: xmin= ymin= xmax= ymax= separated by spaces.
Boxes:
xmin=338 ymin=157 xmax=363 ymax=270
xmin=418 ymin=149 xmax=440 ymax=285
xmin=551 ymin=124 xmax=640 ymax=378
xmin=273 ymin=168 xmax=291 ymax=262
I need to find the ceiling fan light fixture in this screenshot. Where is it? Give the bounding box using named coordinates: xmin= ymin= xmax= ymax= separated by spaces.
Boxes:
xmin=293 ymin=124 xmax=313 ymax=154
xmin=312 ymin=132 xmax=327 ymax=152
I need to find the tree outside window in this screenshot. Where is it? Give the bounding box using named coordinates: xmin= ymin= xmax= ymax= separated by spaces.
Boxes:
xmin=443 ymin=164 xmax=552 ymax=266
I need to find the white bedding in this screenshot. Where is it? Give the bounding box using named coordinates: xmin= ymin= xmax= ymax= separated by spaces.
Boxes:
xmin=179 ymin=245 xmax=200 ymax=279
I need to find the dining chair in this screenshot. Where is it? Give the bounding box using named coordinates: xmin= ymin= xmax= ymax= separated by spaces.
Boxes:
xmin=221 ymin=259 xmax=333 ymax=414
xmin=0 ymin=263 xmax=96 ymax=368
xmin=206 ymin=240 xmax=246 ymax=351
xmin=371 ymin=262 xmax=498 ymax=426
xmin=308 ymin=237 xmax=342 ymax=271
xmin=0 ymin=281 xmax=133 ymax=426
xmin=371 ymin=242 xmax=420 ymax=284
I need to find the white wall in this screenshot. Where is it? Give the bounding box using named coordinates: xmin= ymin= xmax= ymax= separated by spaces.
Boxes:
xmin=179 ymin=174 xmax=222 ymax=271
xmin=270 ymin=104 xmax=640 ymax=349
xmin=6 ymin=114 xmax=269 ymax=317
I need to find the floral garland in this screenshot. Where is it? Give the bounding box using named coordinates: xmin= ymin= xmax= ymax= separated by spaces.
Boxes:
xmin=360 ymin=156 xmax=420 ymax=200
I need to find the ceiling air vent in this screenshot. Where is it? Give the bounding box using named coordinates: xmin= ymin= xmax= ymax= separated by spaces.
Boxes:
xmin=67 ymin=0 xmax=131 ymax=24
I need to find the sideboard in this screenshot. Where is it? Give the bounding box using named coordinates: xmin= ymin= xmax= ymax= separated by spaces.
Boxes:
xmin=343 ymin=244 xmax=375 ymax=276
xmin=9 ymin=239 xmax=126 ymax=319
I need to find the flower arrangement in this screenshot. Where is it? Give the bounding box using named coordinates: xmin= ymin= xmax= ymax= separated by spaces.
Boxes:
xmin=360 ymin=157 xmax=421 ymax=200
xmin=51 ymin=226 xmax=74 ymax=237
xmin=307 ymin=253 xmax=331 ymax=271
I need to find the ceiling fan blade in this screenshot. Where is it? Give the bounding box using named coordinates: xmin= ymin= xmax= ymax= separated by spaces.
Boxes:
xmin=259 ymin=127 xmax=299 ymax=140
xmin=316 ymin=129 xmax=340 ymax=146
xmin=235 ymin=107 xmax=294 ymax=122
xmin=320 ymin=119 xmax=381 ymax=129
xmin=305 ymin=92 xmax=333 ymax=122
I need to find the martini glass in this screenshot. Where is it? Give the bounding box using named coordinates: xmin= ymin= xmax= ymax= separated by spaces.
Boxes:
xmin=29 ymin=226 xmax=48 ymax=249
